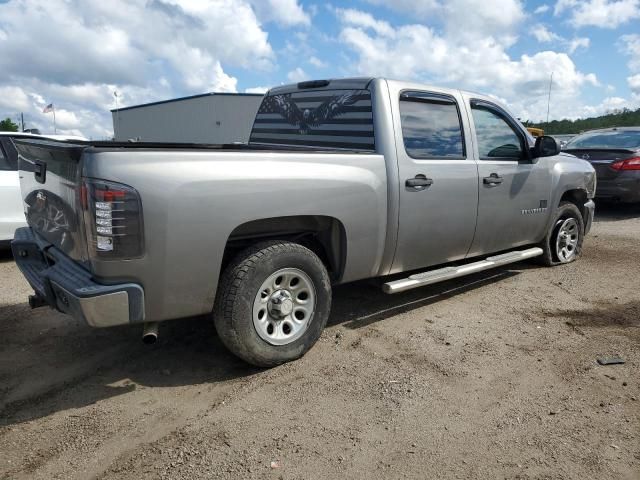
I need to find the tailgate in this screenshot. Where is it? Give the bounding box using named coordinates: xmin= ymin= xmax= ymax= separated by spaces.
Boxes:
xmin=14 ymin=139 xmax=89 ymax=263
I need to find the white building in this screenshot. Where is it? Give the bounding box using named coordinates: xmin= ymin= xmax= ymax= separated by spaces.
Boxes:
xmin=111 ymin=92 xmax=264 ymax=143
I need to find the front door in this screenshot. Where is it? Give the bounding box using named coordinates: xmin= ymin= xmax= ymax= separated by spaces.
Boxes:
xmin=463 ymin=97 xmax=552 ymax=257
xmin=390 ymin=89 xmax=479 ymax=273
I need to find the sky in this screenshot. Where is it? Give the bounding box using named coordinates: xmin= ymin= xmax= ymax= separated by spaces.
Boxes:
xmin=0 ymin=0 xmax=639 ymax=139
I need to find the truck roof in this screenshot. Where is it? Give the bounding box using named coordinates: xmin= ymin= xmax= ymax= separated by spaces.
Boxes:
xmin=267 ymin=77 xmax=491 ymax=102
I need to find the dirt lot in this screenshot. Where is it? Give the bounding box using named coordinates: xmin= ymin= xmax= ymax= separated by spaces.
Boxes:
xmin=1 ymin=204 xmax=639 ymax=480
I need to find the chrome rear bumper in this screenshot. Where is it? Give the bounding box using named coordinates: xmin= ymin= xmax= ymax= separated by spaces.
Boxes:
xmin=11 ymin=227 xmax=144 ymax=327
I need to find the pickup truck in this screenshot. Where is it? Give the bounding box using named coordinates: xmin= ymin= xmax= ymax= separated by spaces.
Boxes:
xmin=12 ymin=78 xmax=596 ymax=366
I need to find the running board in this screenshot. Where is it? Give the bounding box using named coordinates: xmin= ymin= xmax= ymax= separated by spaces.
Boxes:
xmin=382 ymin=247 xmax=543 ymax=294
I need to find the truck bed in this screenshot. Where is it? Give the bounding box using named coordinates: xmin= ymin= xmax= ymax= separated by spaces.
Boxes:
xmin=62 ymin=140 xmax=376 ymax=154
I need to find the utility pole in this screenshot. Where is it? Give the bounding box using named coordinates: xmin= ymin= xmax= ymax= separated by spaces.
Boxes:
xmin=20 ymin=112 xmax=25 ymax=132
xmin=546 ymin=71 xmax=554 ymax=126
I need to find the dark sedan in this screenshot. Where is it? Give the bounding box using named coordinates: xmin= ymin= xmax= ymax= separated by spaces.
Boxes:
xmin=563 ymin=127 xmax=640 ymax=203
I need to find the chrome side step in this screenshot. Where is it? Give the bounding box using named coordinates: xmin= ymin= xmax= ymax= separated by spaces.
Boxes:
xmin=382 ymin=247 xmax=543 ymax=294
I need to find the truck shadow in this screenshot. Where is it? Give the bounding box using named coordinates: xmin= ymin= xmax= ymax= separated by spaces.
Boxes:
xmin=593 ymin=201 xmax=640 ymax=222
xmin=0 ymin=265 xmax=525 ymax=427
xmin=0 ymin=244 xmax=14 ymax=263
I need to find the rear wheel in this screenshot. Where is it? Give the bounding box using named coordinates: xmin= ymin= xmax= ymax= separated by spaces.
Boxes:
xmin=214 ymin=241 xmax=331 ymax=367
xmin=538 ymin=201 xmax=585 ymax=266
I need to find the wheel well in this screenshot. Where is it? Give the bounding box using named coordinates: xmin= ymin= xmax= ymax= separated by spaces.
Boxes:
xmin=221 ymin=216 xmax=347 ymax=282
xmin=560 ymin=189 xmax=588 ymax=220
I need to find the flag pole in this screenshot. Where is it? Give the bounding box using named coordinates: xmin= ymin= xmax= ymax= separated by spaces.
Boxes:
xmin=53 ymin=105 xmax=57 ymax=134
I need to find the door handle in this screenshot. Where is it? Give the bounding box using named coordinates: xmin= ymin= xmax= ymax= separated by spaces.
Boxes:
xmin=406 ymin=175 xmax=434 ymax=189
xmin=483 ymin=174 xmax=503 ymax=185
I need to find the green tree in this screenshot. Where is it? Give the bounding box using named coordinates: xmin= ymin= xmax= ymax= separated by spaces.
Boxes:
xmin=0 ymin=117 xmax=19 ymax=132
xmin=530 ymin=107 xmax=640 ymax=135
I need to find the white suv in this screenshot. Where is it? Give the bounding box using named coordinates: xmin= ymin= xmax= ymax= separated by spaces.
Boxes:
xmin=0 ymin=132 xmax=85 ymax=242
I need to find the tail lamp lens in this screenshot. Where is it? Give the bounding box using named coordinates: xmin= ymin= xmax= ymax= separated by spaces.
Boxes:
xmin=82 ymin=179 xmax=144 ymax=259
xmin=611 ymin=157 xmax=640 ymax=171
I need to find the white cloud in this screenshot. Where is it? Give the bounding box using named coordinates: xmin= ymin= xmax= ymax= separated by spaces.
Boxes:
xmin=628 ymin=74 xmax=640 ymax=92
xmin=0 ymin=86 xmax=31 ymax=111
xmin=534 ymin=4 xmax=551 ymax=13
xmin=245 ymin=86 xmax=269 ymax=94
xmin=337 ymin=8 xmax=395 ymax=37
xmin=0 ymin=0 xmax=276 ymax=138
xmin=620 ymin=34 xmax=640 ymax=72
xmin=364 ymin=0 xmax=441 ymax=18
xmin=336 ymin=8 xmax=599 ymax=121
xmin=309 ymin=56 xmax=328 ymax=68
xmin=532 ymin=24 xmax=562 ymax=42
xmin=364 ymin=0 xmax=525 ymax=45
xmin=568 ymin=37 xmax=590 ymax=53
xmin=555 ymin=0 xmax=640 ymax=28
xmin=531 ymin=25 xmax=590 ymax=54
xmin=287 ymin=67 xmax=308 ymax=82
xmin=249 ymin=0 xmax=311 ymax=27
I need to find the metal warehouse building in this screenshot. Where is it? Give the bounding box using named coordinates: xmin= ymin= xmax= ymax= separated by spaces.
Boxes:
xmin=111 ymin=92 xmax=264 ymax=143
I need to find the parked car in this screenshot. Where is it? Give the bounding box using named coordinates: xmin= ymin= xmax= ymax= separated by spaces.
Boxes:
xmin=563 ymin=127 xmax=640 ymax=203
xmin=553 ymin=134 xmax=575 ymax=149
xmin=0 ymin=132 xmax=86 ymax=244
xmin=11 ymin=78 xmax=596 ymax=366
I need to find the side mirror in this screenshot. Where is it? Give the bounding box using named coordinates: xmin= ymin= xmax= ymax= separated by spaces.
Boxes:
xmin=532 ymin=135 xmax=560 ymax=158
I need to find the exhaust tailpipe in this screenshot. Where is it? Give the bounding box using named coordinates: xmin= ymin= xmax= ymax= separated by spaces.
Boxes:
xmin=28 ymin=294 xmax=47 ymax=309
xmin=142 ymin=322 xmax=159 ymax=344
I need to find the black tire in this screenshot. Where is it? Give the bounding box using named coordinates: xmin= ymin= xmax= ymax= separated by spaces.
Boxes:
xmin=538 ymin=201 xmax=585 ymax=266
xmin=213 ymin=241 xmax=332 ymax=367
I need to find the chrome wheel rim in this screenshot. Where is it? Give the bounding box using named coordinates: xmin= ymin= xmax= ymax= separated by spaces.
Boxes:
xmin=555 ymin=218 xmax=579 ymax=262
xmin=252 ymin=268 xmax=316 ymax=346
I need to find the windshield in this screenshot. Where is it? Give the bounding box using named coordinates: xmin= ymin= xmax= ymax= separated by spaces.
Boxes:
xmin=566 ymin=130 xmax=640 ymax=149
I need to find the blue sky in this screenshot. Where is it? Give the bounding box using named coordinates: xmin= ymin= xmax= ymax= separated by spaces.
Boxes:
xmin=0 ymin=0 xmax=639 ymax=138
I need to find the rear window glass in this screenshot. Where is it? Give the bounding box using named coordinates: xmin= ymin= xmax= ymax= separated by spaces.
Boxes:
xmin=566 ymin=130 xmax=640 ymax=149
xmin=400 ymin=97 xmax=465 ymax=159
xmin=249 ymin=89 xmax=374 ymax=150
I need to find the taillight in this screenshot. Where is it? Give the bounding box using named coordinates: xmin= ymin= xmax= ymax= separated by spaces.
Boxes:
xmin=611 ymin=157 xmax=640 ymax=171
xmin=82 ymin=178 xmax=144 ymax=259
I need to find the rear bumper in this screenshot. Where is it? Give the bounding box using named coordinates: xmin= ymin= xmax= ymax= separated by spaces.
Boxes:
xmin=584 ymin=200 xmax=595 ymax=235
xmin=11 ymin=227 xmax=144 ymax=327
xmin=595 ymin=174 xmax=640 ymax=203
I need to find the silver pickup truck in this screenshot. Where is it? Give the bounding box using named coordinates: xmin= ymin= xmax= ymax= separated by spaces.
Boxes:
xmin=12 ymin=78 xmax=596 ymax=366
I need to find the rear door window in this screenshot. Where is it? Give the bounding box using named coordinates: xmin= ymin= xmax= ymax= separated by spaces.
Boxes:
xmin=249 ymin=89 xmax=375 ymax=150
xmin=399 ymin=92 xmax=465 ymax=159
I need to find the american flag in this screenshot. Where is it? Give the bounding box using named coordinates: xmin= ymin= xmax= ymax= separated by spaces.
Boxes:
xmin=42 ymin=103 xmax=54 ymax=113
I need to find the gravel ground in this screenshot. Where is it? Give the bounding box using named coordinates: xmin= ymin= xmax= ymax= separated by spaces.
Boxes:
xmin=0 ymin=203 xmax=639 ymax=480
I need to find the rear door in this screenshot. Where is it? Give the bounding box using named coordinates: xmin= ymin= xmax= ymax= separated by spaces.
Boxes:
xmin=0 ymin=138 xmax=26 ymax=240
xmin=463 ymin=97 xmax=552 ymax=257
xmin=390 ymin=87 xmax=479 ymax=273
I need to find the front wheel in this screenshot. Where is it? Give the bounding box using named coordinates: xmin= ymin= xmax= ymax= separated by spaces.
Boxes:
xmin=213 ymin=241 xmax=332 ymax=367
xmin=538 ymin=201 xmax=585 ymax=266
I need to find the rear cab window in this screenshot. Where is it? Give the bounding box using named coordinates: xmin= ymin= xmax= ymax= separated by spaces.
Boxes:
xmin=399 ymin=91 xmax=465 ymax=159
xmin=249 ymin=81 xmax=375 ymax=151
